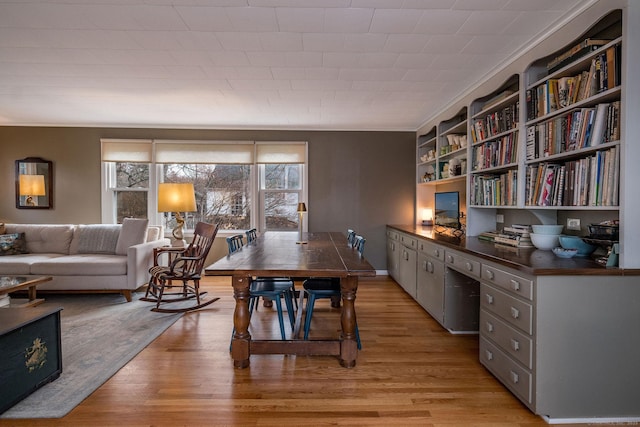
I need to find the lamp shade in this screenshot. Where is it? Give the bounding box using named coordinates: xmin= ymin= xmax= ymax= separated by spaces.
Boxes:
xmin=421 ymin=208 xmax=433 ymax=221
xmin=19 ymin=174 xmax=46 ymax=196
xmin=158 ymin=183 xmax=196 ymax=212
xmin=297 ymin=202 xmax=307 ymax=213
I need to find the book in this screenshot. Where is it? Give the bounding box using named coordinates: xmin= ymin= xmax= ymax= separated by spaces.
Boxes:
xmin=589 ymin=103 xmax=610 ymax=146
xmin=546 ymin=38 xmax=611 ymax=72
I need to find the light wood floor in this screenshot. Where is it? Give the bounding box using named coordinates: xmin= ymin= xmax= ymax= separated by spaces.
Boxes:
xmin=2 ymin=276 xmax=562 ymax=426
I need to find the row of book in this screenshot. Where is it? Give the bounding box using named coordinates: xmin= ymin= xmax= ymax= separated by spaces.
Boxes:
xmin=478 ymin=224 xmax=534 ymax=248
xmin=470 ymin=102 xmax=519 ymax=143
xmin=525 ymin=101 xmax=620 ymax=160
xmin=472 ymin=132 xmax=519 ymax=171
xmin=527 ymin=43 xmax=621 ymax=120
xmin=470 ymin=170 xmax=518 ymax=207
xmin=525 ymin=146 xmax=619 ymax=207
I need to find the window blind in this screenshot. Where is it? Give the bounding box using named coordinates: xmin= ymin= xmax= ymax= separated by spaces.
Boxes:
xmin=256 ymin=142 xmax=306 ymax=164
xmin=101 ymin=139 xmax=152 ymax=162
xmin=155 ymin=141 xmax=254 ymax=164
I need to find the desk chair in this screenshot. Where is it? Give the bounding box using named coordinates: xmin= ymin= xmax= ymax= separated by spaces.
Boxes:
xmin=301 ymin=233 xmax=365 ymax=349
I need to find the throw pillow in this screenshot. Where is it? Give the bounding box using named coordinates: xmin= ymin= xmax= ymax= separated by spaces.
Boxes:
xmin=76 ymin=225 xmax=121 ymax=254
xmin=0 ymin=233 xmax=29 ymax=256
xmin=115 ymin=218 xmax=149 ymax=255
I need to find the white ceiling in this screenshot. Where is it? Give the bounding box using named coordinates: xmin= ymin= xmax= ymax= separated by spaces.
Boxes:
xmin=0 ymin=0 xmax=591 ymax=131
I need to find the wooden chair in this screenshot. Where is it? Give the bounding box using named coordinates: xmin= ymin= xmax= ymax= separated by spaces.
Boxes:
xmin=143 ymin=222 xmax=220 ymax=313
xmin=301 ymin=231 xmax=364 ymax=349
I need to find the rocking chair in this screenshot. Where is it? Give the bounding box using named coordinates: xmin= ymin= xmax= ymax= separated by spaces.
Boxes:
xmin=143 ymin=222 xmax=219 ymax=313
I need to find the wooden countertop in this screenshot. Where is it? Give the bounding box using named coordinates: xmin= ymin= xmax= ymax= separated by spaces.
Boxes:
xmin=387 ymin=224 xmax=638 ymax=276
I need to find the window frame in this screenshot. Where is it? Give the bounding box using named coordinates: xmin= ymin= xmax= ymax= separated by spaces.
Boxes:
xmin=101 ymin=140 xmax=307 ymax=236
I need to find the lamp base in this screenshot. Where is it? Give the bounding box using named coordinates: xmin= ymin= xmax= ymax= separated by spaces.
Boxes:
xmin=422 ymin=220 xmax=433 ymax=226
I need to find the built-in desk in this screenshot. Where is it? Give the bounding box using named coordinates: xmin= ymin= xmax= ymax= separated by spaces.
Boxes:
xmin=387 ymin=224 xmax=640 ymax=423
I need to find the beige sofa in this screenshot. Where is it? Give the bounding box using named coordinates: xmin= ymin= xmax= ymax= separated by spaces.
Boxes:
xmin=0 ymin=219 xmax=169 ymax=301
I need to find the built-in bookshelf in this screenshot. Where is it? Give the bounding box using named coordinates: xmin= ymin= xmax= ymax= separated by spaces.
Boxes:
xmin=469 ymin=76 xmax=520 ymax=208
xmin=524 ymin=22 xmax=622 ymax=210
xmin=417 ymin=127 xmax=437 ymax=184
xmin=416 ymin=7 xmax=629 ymax=242
xmin=436 ymin=108 xmax=467 ymax=183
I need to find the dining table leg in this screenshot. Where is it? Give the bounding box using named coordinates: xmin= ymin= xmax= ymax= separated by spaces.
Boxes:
xmin=339 ymin=275 xmax=358 ymax=368
xmin=231 ymin=275 xmax=252 ymax=368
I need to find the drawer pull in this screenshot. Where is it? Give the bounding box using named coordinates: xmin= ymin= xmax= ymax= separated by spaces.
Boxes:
xmin=510 ymin=339 xmax=520 ymax=351
xmin=403 ymin=251 xmax=409 ymax=261
xmin=447 ymin=254 xmax=454 ymax=263
xmin=486 ymin=322 xmax=494 ymax=333
xmin=510 ymin=371 xmax=519 ymax=384
xmin=510 ymin=307 xmax=520 ymax=319
xmin=422 ymin=260 xmax=428 ymax=271
xmin=465 ymin=261 xmax=473 ymax=271
xmin=485 ymin=294 xmax=494 ymax=304
xmin=486 ymin=270 xmax=495 ymax=280
xmin=485 ymin=350 xmax=493 ymax=361
xmin=427 ymin=261 xmax=434 ymax=274
xmin=510 ymin=279 xmax=521 ymax=291
xmin=434 ymin=249 xmax=440 ymax=257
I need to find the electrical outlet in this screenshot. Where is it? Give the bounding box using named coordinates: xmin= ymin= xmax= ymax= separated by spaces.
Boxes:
xmin=567 ymin=218 xmax=581 ymax=230
xmin=496 ymin=214 xmax=504 ymax=223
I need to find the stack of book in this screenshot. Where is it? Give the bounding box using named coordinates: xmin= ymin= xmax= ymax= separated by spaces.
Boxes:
xmin=494 ymin=224 xmax=534 ymax=248
xmin=478 ymin=230 xmax=500 ymax=242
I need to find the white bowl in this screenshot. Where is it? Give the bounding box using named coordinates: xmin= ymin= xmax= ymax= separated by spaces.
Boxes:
xmin=530 ymin=232 xmax=560 ymax=250
xmin=531 ymin=224 xmax=563 ymax=235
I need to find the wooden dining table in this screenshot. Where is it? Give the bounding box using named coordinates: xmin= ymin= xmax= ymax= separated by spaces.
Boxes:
xmin=205 ymin=231 xmax=376 ymax=369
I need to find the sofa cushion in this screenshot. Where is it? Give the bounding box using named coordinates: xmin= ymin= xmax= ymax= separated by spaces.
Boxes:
xmin=30 ymin=255 xmax=127 ymax=276
xmin=115 ymin=218 xmax=149 ymax=255
xmin=0 ymin=233 xmax=29 ymax=256
xmin=5 ymin=224 xmax=74 ymax=254
xmin=69 ymin=225 xmax=121 ymax=255
xmin=0 ymin=223 xmax=5 ymax=234
xmin=0 ymin=254 xmax=66 ymax=275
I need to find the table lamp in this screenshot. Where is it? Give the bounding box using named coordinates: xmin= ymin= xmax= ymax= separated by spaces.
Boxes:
xmin=421 ymin=208 xmax=433 ymax=226
xmin=296 ymin=202 xmax=307 ymax=244
xmin=19 ymin=174 xmax=46 ymax=206
xmin=158 ymin=183 xmax=197 ymax=246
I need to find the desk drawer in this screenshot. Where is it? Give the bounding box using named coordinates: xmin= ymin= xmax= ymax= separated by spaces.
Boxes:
xmin=482 ymin=264 xmax=533 ymax=301
xmin=418 ymin=239 xmax=444 ymax=261
xmin=480 ymin=337 xmax=532 ymax=405
xmin=444 ymin=249 xmax=480 ymax=279
xmin=399 ymin=233 xmax=417 ymax=249
xmin=480 ymin=283 xmax=533 ymax=335
xmin=480 ymin=309 xmax=533 ymax=369
xmin=387 ymin=229 xmax=399 ymax=241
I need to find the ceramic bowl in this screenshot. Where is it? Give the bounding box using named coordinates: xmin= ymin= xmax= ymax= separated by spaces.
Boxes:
xmin=531 ymin=224 xmax=564 ymax=235
xmin=552 ymin=247 xmax=578 ymax=258
xmin=530 ymin=232 xmax=560 ymax=250
xmin=558 ymin=235 xmax=597 ymax=256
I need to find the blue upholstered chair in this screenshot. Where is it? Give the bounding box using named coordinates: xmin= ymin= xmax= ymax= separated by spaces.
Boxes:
xmin=228 ymin=229 xmax=296 ymax=341
xmin=226 ymin=234 xmax=244 ymax=254
xmin=301 ymin=231 xmax=364 ymax=349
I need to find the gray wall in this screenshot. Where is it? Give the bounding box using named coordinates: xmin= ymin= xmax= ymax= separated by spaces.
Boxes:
xmin=0 ymin=127 xmax=415 ymax=270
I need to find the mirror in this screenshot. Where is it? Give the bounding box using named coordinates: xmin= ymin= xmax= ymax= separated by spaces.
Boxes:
xmin=15 ymin=157 xmax=53 ymax=209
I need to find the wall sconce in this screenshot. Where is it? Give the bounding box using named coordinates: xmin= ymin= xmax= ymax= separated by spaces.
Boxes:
xmin=421 ymin=208 xmax=434 ymax=226
xmin=296 ymin=202 xmax=307 ymax=244
xmin=19 ymin=175 xmax=46 ymax=206
xmin=158 ymin=183 xmax=197 ymax=246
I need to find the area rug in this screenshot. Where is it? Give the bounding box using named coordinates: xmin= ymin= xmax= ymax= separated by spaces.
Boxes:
xmin=0 ymin=292 xmax=185 ymax=419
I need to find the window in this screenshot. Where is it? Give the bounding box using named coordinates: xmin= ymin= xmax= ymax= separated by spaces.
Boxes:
xmin=101 ymin=140 xmax=307 ymax=234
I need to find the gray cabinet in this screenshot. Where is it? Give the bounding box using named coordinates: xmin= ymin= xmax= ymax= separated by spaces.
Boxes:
xmin=386 ymin=229 xmax=400 ymax=281
xmin=416 ymin=252 xmax=444 ymax=324
xmin=397 ymin=234 xmax=417 ymax=298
